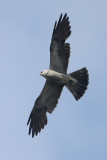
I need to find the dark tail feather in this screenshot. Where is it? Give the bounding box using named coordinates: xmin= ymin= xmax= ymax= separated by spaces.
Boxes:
xmin=66 ymin=67 xmax=89 ymax=100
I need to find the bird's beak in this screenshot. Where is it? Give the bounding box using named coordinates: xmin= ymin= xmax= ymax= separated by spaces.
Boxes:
xmin=40 ymin=72 xmax=42 ymax=76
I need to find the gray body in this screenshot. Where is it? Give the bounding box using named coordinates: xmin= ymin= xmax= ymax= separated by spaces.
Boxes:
xmin=40 ymin=69 xmax=77 ymax=85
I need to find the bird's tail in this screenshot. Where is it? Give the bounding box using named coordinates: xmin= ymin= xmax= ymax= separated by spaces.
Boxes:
xmin=66 ymin=67 xmax=89 ymax=100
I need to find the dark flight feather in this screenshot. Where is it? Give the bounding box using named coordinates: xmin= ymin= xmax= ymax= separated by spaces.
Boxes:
xmin=50 ymin=13 xmax=71 ymax=73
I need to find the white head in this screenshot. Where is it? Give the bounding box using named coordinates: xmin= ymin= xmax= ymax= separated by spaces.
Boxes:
xmin=40 ymin=70 xmax=49 ymax=77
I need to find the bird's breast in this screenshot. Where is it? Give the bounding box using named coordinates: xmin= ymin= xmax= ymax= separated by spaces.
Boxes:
xmin=46 ymin=70 xmax=68 ymax=85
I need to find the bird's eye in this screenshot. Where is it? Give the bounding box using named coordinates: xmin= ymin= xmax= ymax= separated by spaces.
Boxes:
xmin=40 ymin=71 xmax=43 ymax=74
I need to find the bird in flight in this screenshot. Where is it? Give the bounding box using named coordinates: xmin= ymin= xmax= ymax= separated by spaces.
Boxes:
xmin=27 ymin=13 xmax=89 ymax=138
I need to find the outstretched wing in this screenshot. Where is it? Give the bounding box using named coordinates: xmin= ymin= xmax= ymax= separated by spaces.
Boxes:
xmin=50 ymin=13 xmax=71 ymax=73
xmin=27 ymin=81 xmax=63 ymax=137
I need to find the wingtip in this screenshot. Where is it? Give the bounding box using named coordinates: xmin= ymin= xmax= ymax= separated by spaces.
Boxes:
xmin=63 ymin=13 xmax=68 ymax=19
xmin=27 ymin=107 xmax=48 ymax=138
xmin=60 ymin=13 xmax=63 ymax=18
xmin=27 ymin=120 xmax=29 ymax=126
xmin=32 ymin=130 xmax=34 ymax=138
xmin=59 ymin=13 xmax=68 ymax=20
xmin=65 ymin=13 xmax=67 ymax=16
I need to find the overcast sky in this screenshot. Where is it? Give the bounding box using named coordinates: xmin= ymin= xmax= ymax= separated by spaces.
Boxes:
xmin=0 ymin=0 xmax=107 ymax=160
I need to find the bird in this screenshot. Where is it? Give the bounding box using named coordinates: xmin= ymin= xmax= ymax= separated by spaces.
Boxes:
xmin=27 ymin=13 xmax=89 ymax=138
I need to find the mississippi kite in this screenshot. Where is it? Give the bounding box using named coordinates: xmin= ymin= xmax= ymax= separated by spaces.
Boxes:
xmin=27 ymin=13 xmax=89 ymax=137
